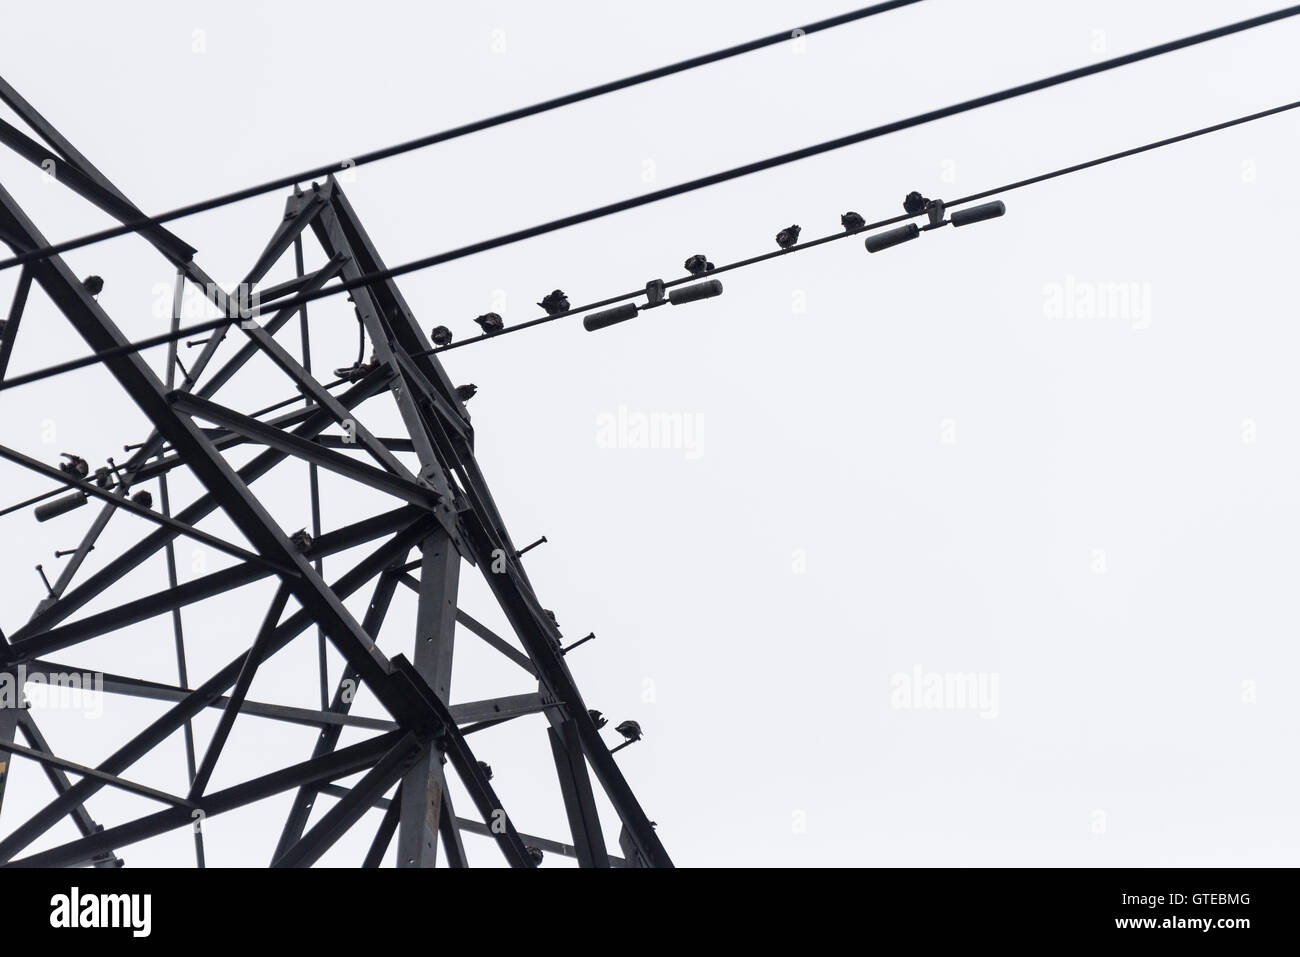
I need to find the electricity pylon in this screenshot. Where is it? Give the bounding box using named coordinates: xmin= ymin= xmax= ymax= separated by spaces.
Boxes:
xmin=0 ymin=78 xmax=669 ymax=868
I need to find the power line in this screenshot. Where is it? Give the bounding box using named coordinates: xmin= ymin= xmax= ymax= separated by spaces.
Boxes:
xmin=85 ymin=4 xmax=1298 ymax=329
xmin=423 ymin=97 xmax=1300 ymax=348
xmin=0 ymin=316 xmax=232 ymax=392
xmin=4 ymin=96 xmax=1295 ymax=395
xmin=0 ymin=0 xmax=926 ymax=273
xmin=426 ymin=97 xmax=1300 ymax=352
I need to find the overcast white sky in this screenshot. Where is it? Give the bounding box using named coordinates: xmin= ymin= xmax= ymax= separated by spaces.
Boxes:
xmin=1 ymin=0 xmax=1299 ymax=867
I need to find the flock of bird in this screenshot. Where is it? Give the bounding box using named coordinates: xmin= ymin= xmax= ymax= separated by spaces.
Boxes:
xmin=61 ymin=196 xmax=936 ymax=411
xmin=417 ymin=201 xmax=922 ymax=352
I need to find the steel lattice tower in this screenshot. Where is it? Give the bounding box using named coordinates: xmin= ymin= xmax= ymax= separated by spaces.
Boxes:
xmin=0 ymin=80 xmax=669 ymax=868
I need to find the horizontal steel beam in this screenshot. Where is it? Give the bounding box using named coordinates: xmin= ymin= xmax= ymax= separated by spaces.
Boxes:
xmin=8 ymin=505 xmax=423 ymax=661
xmin=0 ymin=739 xmax=193 ymax=810
xmin=308 ymin=784 xmax=629 ymax=868
xmin=454 ymin=816 xmax=628 ymax=867
xmin=0 ymin=518 xmax=436 ymax=862
xmin=26 ymin=662 xmax=399 ymax=732
xmin=0 ymin=443 xmax=295 ymax=577
xmin=5 ymin=731 xmax=411 ymax=868
xmin=444 ymin=691 xmax=558 ymax=725
xmin=170 ymin=393 xmax=440 ymax=508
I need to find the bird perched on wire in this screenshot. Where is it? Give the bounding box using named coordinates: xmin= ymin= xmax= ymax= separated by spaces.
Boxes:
xmin=430 ymin=325 xmax=453 ymax=347
xmin=775 ymin=225 xmax=801 ymax=250
xmin=290 ymin=528 xmax=313 ymax=552
xmin=474 ymin=312 xmax=504 ymax=335
xmin=615 ymin=720 xmax=643 ymax=743
xmin=903 ymin=191 xmax=930 ymax=215
xmin=537 ymin=290 xmax=570 ymax=316
xmin=130 ymin=490 xmax=153 ymax=510
xmin=81 ymin=275 xmax=104 ymax=298
xmin=58 ymin=453 xmax=89 ymax=478
xmin=684 ymin=254 xmax=715 ymax=276
xmin=455 ymin=383 xmax=477 ymax=402
xmin=841 ymin=211 xmax=866 ymax=231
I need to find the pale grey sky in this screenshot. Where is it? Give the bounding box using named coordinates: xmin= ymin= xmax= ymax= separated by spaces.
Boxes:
xmin=1 ymin=0 xmax=1298 ymax=866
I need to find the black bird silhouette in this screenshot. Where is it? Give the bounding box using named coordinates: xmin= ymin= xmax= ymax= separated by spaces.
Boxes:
xmin=903 ymin=191 xmax=930 ymax=215
xmin=775 ymin=225 xmax=801 ymax=249
xmin=130 ymin=490 xmax=153 ymax=510
xmin=333 ymin=358 xmax=375 ymax=383
xmin=526 ymin=846 xmax=544 ymax=866
xmin=81 ymin=275 xmax=104 ymax=297
xmin=290 ymin=528 xmax=313 ymax=551
xmin=455 ymin=383 xmax=478 ymax=402
xmin=537 ymin=290 xmax=570 ymax=316
xmin=841 ymin=211 xmax=866 ymax=231
xmin=478 ymin=760 xmax=493 ymax=782
xmin=615 ymin=720 xmax=643 ymax=742
xmin=430 ymin=325 xmax=453 ymax=347
xmin=58 ymin=453 xmax=89 ymax=478
xmin=588 ymin=709 xmax=608 ymax=729
xmin=684 ymin=254 xmax=714 ymax=276
xmin=474 ymin=312 xmax=504 ymax=335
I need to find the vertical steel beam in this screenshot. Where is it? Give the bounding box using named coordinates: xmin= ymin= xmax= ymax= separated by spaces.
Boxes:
xmin=160 ymin=267 xmax=203 ymax=867
xmin=362 ymin=784 xmax=403 ymax=868
xmin=0 ymin=514 xmax=436 ymax=862
xmin=272 ymin=568 xmax=405 ymax=860
xmin=294 ymin=234 xmax=329 ymax=713
xmin=549 ymin=721 xmax=611 ymax=867
xmin=0 ymin=652 xmax=16 ymax=828
xmin=13 ymin=713 xmax=122 ymax=866
xmin=0 ymin=267 xmax=31 ymax=380
xmin=314 ymin=179 xmax=670 ymax=867
xmin=188 ymin=586 xmax=292 ymax=798
xmin=396 ymin=529 xmax=461 ymax=867
xmin=271 ymin=733 xmax=417 ymax=868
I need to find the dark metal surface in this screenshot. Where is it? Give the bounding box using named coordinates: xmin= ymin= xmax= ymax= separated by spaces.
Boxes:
xmin=0 ymin=83 xmax=669 ymax=868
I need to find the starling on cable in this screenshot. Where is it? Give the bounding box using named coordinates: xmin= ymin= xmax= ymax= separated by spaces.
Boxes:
xmin=58 ymin=453 xmax=89 ymax=478
xmin=615 ymin=720 xmax=643 ymax=743
xmin=775 ymin=225 xmax=801 ymax=250
xmin=537 ymin=290 xmax=570 ymax=316
xmin=903 ymin=191 xmax=930 ymax=215
xmin=684 ymin=254 xmax=714 ymax=276
xmin=430 ymin=325 xmax=453 ymax=347
xmin=455 ymin=383 xmax=478 ymax=402
xmin=474 ymin=312 xmax=504 ymax=335
xmin=841 ymin=211 xmax=866 ymax=231
xmin=131 ymin=490 xmax=153 ymax=510
xmin=82 ymin=275 xmax=104 ymax=297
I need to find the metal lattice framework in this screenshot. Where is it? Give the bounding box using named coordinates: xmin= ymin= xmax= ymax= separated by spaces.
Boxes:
xmin=0 ymin=80 xmax=669 ymax=868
